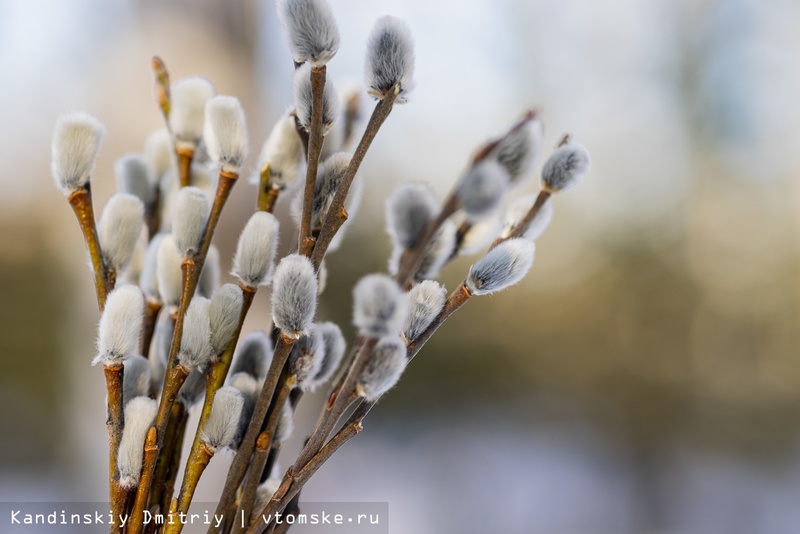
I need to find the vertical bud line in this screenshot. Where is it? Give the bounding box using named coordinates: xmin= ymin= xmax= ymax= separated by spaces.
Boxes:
xmin=491 ymin=189 xmax=551 ymax=248
xmin=128 ymin=427 xmax=157 ymax=534
xmin=310 ymin=86 xmax=399 ymax=268
xmin=67 ymin=185 xmax=109 ymax=309
xmin=298 ymin=66 xmax=327 ymax=256
xmin=152 ymin=56 xmax=171 ymax=124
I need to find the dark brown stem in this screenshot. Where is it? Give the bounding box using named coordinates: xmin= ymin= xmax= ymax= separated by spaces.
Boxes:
xmin=128 ymin=427 xmax=157 ymax=534
xmin=67 ymin=185 xmax=108 ymax=310
xmin=164 ymin=443 xmax=214 ymax=534
xmin=160 ymin=403 xmax=189 ymax=516
xmin=104 ymin=363 xmax=125 ymax=533
xmin=298 ymin=65 xmax=327 ymax=257
xmin=141 ymin=300 xmax=162 ymax=358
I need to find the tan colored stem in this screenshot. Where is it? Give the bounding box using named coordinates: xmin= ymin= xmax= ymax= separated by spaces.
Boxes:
xmin=141 ymin=300 xmax=162 ymax=358
xmin=298 ymin=65 xmax=327 ymax=256
xmin=127 ymin=427 xmax=157 ymax=534
xmin=67 ymin=185 xmax=108 ymax=310
xmin=177 ymin=147 xmax=194 ymax=188
xmin=164 ymin=443 xmax=214 ymax=534
xmin=104 ymin=363 xmax=125 ymax=533
xmin=257 ymin=164 xmax=279 ymax=213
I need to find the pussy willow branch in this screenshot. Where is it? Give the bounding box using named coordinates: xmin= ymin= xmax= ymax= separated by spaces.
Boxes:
xmin=298 ymin=66 xmax=327 ymax=257
xmin=159 ymin=403 xmax=189 ymax=516
xmin=491 ymin=189 xmax=551 ymax=247
xmin=67 ymin=184 xmax=109 ymax=310
xmin=164 ymin=443 xmax=215 ymax=534
xmin=128 ymin=427 xmax=158 ymax=534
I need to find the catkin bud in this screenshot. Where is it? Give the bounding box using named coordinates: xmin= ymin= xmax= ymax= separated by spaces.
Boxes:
xmin=172 ymin=187 xmax=210 ymax=258
xmin=277 ymin=0 xmax=340 ymax=66
xmin=307 ymin=321 xmax=345 ymax=388
xmin=155 ymin=234 xmax=183 ymax=308
xmin=385 ymin=182 xmax=438 ymax=250
xmin=204 ymin=95 xmax=248 ymax=173
xmin=115 ymin=154 xmax=154 ymax=205
xmin=458 ymin=216 xmax=503 ymax=255
xmin=202 ymin=386 xmax=244 ymax=452
xmin=144 ymin=129 xmax=173 ymax=183
xmin=541 ymin=143 xmax=591 ymax=193
xmin=404 ymin=281 xmax=446 ymax=342
xmin=353 ymin=274 xmax=408 ymax=338
xmin=416 ymin=220 xmax=456 ymax=280
xmin=288 ymin=325 xmax=325 ymax=391
xmin=209 ymin=284 xmax=244 ymax=356
xmin=149 ymin=311 xmax=173 ymax=391
xmin=198 ymin=245 xmax=220 ymax=298
xmin=365 ymin=16 xmax=415 ymax=102
xmin=490 ymin=118 xmax=544 ymax=183
xmin=178 ymin=296 xmax=212 ymax=371
xmin=456 ymin=160 xmax=511 ymax=221
xmin=118 ymin=396 xmax=157 ymax=489
xmin=94 ymin=285 xmax=144 ymax=366
xmin=501 ymin=195 xmax=554 ymax=241
xmin=232 ymin=211 xmax=280 ymax=289
xmin=169 ymin=77 xmax=215 ymax=147
xmin=324 ymin=168 xmax=363 ymax=252
xmin=231 ymin=331 xmax=273 ymax=380
xmin=178 ymin=369 xmax=206 ymax=407
xmin=123 ymin=355 xmax=151 ymax=405
xmin=271 ymin=254 xmax=318 ymax=337
xmin=291 ymin=152 xmax=354 ymax=231
xmin=98 ymin=193 xmax=145 ymax=273
xmin=254 ymin=109 xmax=304 ymax=191
xmin=357 ymin=336 xmax=407 ymax=401
xmin=293 ymin=63 xmax=339 ymax=132
xmin=228 ymin=372 xmax=259 ymax=449
xmin=51 ymin=111 xmax=105 ymax=194
xmin=466 ymin=238 xmax=535 ymax=295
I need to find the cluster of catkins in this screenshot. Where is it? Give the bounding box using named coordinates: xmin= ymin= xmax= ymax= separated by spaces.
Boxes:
xmin=50 ymin=0 xmax=590 ymax=532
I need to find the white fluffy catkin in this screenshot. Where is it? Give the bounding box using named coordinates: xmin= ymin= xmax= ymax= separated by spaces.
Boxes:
xmin=271 ymin=254 xmax=318 ymax=337
xmin=232 ymin=211 xmax=280 ymax=289
xmin=209 ymin=284 xmax=244 ymax=355
xmin=501 ymin=195 xmax=554 ymax=242
xmin=178 ymin=296 xmax=213 ymax=371
xmin=198 ymin=245 xmax=220 ymax=298
xmin=541 ymin=143 xmax=591 ymax=193
xmin=490 ymin=118 xmax=544 ymax=183
xmin=404 ymin=281 xmax=447 ymax=342
xmin=231 ymin=331 xmax=272 ymax=380
xmin=172 ymin=186 xmax=210 ymax=258
xmin=204 ymin=96 xmax=248 ymax=173
xmin=275 ymin=403 xmax=295 ymax=444
xmin=456 ymin=160 xmax=511 ymax=221
xmin=123 ymin=355 xmax=151 ymax=405
xmin=277 ymin=0 xmax=340 ymax=66
xmin=293 ymin=63 xmax=339 ymax=132
xmin=308 ymin=321 xmax=345 ymax=388
xmin=144 ymin=129 xmax=173 ymax=181
xmin=169 ymin=77 xmax=215 ymax=146
xmin=365 ymin=16 xmax=415 ymax=102
xmin=385 ymin=182 xmax=438 ymax=250
xmin=155 ymin=234 xmax=183 ymax=308
xmin=97 ymin=193 xmax=145 ymax=273
xmin=254 ymin=109 xmax=304 ymax=190
xmin=51 ymin=111 xmax=106 ymax=194
xmin=202 ymin=386 xmax=244 ymax=452
xmin=357 ymin=336 xmax=407 ymax=401
xmin=117 ymin=396 xmax=157 ymax=489
xmin=353 ymin=274 xmax=408 ymax=338
xmin=466 ymin=238 xmax=535 ymax=295
xmin=115 ymin=154 xmax=154 ymax=204
xmin=94 ymin=285 xmax=144 ymax=366
xmin=288 ymin=325 xmax=325 ymax=390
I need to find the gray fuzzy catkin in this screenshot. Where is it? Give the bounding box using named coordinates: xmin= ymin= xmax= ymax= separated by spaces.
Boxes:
xmin=97 ymin=193 xmax=145 ymax=273
xmin=178 ymin=296 xmax=213 ymax=371
xmin=306 ymin=152 xmax=351 ymax=229
xmin=169 ymin=77 xmax=215 ymax=146
xmin=144 ymin=129 xmax=173 ymax=182
xmin=490 ymin=118 xmax=544 ymax=183
xmin=288 ymin=325 xmax=325 ymax=391
xmin=115 ymin=154 xmax=154 ymax=205
xmin=155 ymin=235 xmax=182 ymax=308
xmin=198 ymin=245 xmax=220 ymax=298
xmin=385 ymin=182 xmax=438 ymax=250
xmin=178 ymin=368 xmax=206 ymax=407
xmin=271 ymin=254 xmax=318 ymax=337
xmin=365 ymin=16 xmax=415 ymax=102
xmin=293 ymin=63 xmax=339 ymax=132
xmin=308 ymin=321 xmax=345 ymax=388
xmin=202 ymin=386 xmax=244 ymax=452
xmin=231 ymin=331 xmax=273 ymax=380
xmin=149 ymin=311 xmax=173 ymax=392
xmin=232 ymin=211 xmax=280 ymax=289
xmin=541 ymin=143 xmax=591 ymax=192
xmin=117 ymin=396 xmax=157 ymax=489
xmin=501 ymin=195 xmax=554 ymax=242
xmin=204 ymin=96 xmax=248 ymax=173
xmin=353 ymin=274 xmax=408 ymax=338
xmin=51 ymin=111 xmax=106 ymax=194
xmin=118 ymin=237 xmax=146 ymax=287
xmin=228 ymin=372 xmax=259 ymax=449
xmin=209 ymin=283 xmax=243 ymax=355
xmin=456 ymin=160 xmax=511 ymax=221
xmin=172 ymin=187 xmax=210 ymax=258
xmin=466 ymin=238 xmax=535 ymax=295
xmin=322 ymin=167 xmax=363 ymax=252
xmin=404 ymin=280 xmax=447 ymax=342
xmin=254 ymin=109 xmax=304 ymax=190
xmin=357 ymin=336 xmax=407 ymax=401
xmin=277 ymin=0 xmax=340 ymax=66
xmin=252 ymin=479 xmax=283 ymax=523
xmin=122 ymin=355 xmax=151 ymax=405
xmin=94 ymin=285 xmax=145 ymax=366
xmin=416 ymin=220 xmax=457 ymax=281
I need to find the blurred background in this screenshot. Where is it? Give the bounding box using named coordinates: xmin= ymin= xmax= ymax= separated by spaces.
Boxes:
xmin=2 ymin=0 xmax=800 ymax=532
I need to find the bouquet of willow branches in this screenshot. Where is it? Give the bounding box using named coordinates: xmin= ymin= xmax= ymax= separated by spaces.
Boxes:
xmin=50 ymin=0 xmax=590 ymax=532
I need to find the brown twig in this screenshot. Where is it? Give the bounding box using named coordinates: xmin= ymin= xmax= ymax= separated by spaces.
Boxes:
xmin=128 ymin=427 xmax=157 ymax=534
xmin=177 ymin=147 xmax=194 ymax=188
xmin=164 ymin=443 xmax=215 ymax=534
xmin=298 ymin=66 xmax=327 ymax=257
xmin=159 ymin=403 xmax=189 ymax=516
xmin=141 ymin=300 xmax=162 ymax=358
xmin=104 ymin=363 xmax=125 ymax=533
xmin=67 ymin=184 xmax=108 ymax=309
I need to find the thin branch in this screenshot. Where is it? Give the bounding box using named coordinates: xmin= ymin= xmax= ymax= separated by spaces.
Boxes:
xmin=127 ymin=427 xmax=157 ymax=534
xmin=298 ymin=66 xmax=327 ymax=257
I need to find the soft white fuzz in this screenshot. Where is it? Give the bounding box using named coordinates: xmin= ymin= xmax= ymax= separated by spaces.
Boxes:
xmin=322 ymin=166 xmax=363 ymax=252
xmin=231 ymin=331 xmax=273 ymax=380
xmin=178 ymin=296 xmax=213 ymax=371
xmin=122 ymin=355 xmax=151 ymax=405
xmin=277 ymin=0 xmax=340 ymax=66
xmin=118 ymin=237 xmax=146 ymax=287
xmin=172 ymin=186 xmax=210 ymax=258
xmin=275 ymin=404 xmax=294 ymax=444
xmin=144 ymin=128 xmax=173 ymax=181
xmin=271 ymin=254 xmax=318 ymax=337
xmin=232 ymin=211 xmax=281 ymax=289
xmin=202 ymin=386 xmax=244 ymax=452
xmin=365 ymin=16 xmax=415 ymax=102
xmin=255 ymin=109 xmax=304 ymax=191
xmin=117 ymin=396 xmax=157 ymax=489
xmin=353 ymin=274 xmax=408 ymax=338
xmin=115 ymin=154 xmax=154 ymax=205
xmin=292 ymin=152 xmax=351 ymax=230
xmin=293 ymin=63 xmax=339 ymax=132
xmin=466 ymin=238 xmax=535 ymax=296
xmin=385 ymin=182 xmax=438 ymax=250
xmin=155 ymin=234 xmax=183 ymax=308
xmin=458 ymin=215 xmax=503 ymax=255
xmin=204 ymin=95 xmax=248 ymax=173
xmin=307 ymin=321 xmax=345 ymax=388
xmin=501 ymin=195 xmax=554 ymax=241
xmin=169 ymin=77 xmax=215 ymax=146
xmin=356 ymin=336 xmax=407 ymax=401
xmin=98 ymin=193 xmax=145 ymax=273
xmin=198 ymin=245 xmax=220 ymax=298
xmin=253 ymin=479 xmax=283 ymax=523
xmin=456 ymin=160 xmax=511 ymax=221
xmin=491 ymin=118 xmax=544 ymax=184
xmin=209 ymin=283 xmax=244 ymax=355
xmin=288 ymin=325 xmax=325 ymax=390
xmin=95 ymin=285 xmax=144 ymax=366
xmin=51 ymin=111 xmax=106 ymax=194
xmin=541 ymin=143 xmax=591 ymax=192
xmin=178 ymin=369 xmax=206 ymax=407
xmin=403 ymin=281 xmax=447 ymax=342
